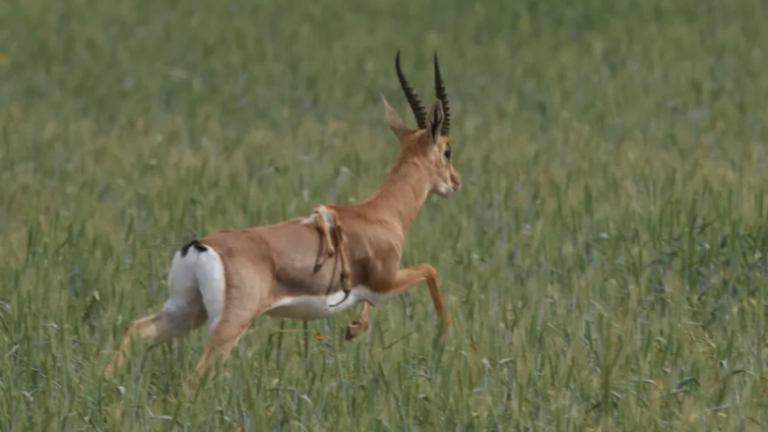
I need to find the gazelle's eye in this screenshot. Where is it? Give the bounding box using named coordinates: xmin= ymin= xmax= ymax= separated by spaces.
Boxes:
xmin=443 ymin=148 xmax=452 ymax=161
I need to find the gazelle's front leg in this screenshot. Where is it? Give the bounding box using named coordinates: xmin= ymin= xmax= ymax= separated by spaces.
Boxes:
xmin=346 ymin=263 xmax=450 ymax=340
xmin=345 ymin=302 xmax=372 ymax=340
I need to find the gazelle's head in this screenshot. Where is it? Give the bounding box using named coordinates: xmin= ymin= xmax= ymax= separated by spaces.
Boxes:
xmin=382 ymin=51 xmax=462 ymax=198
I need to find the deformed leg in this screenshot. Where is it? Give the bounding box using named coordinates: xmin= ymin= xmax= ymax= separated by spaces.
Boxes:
xmin=328 ymin=217 xmax=353 ymax=307
xmin=334 ymin=220 xmax=351 ymax=292
xmin=301 ymin=205 xmax=352 ymax=297
xmin=304 ymin=207 xmax=336 ymax=273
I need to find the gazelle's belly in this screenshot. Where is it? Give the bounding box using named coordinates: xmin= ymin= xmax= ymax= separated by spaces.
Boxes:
xmin=264 ymin=286 xmax=380 ymax=320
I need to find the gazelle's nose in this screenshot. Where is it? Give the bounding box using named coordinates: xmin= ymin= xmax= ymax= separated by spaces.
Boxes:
xmin=452 ymin=175 xmax=462 ymax=191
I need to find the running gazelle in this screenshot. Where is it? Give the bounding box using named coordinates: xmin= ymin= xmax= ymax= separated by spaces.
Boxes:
xmin=104 ymin=51 xmax=461 ymax=378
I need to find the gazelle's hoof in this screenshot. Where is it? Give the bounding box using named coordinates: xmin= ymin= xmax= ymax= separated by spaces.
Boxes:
xmin=345 ymin=320 xmax=369 ymax=340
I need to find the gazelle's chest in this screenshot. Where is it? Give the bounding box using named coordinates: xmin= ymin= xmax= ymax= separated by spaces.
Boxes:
xmin=264 ymin=286 xmax=380 ymax=320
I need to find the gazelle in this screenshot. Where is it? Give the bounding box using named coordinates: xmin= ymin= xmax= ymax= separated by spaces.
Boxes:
xmin=104 ymin=51 xmax=461 ymax=378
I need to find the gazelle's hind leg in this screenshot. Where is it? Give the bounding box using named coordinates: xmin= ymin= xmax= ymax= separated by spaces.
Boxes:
xmin=195 ymin=309 xmax=260 ymax=378
xmin=104 ymin=249 xmax=208 ymax=378
xmin=193 ymin=250 xmax=274 ymax=378
xmin=194 ymin=297 xmax=273 ymax=379
xmin=104 ymin=303 xmax=207 ymax=378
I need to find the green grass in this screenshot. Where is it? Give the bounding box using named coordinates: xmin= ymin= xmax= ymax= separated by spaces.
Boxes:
xmin=2 ymin=0 xmax=768 ymax=430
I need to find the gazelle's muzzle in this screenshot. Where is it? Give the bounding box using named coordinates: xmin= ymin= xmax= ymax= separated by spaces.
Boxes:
xmin=450 ymin=172 xmax=462 ymax=192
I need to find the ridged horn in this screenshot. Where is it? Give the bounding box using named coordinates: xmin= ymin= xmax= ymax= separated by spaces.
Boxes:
xmin=395 ymin=51 xmax=427 ymax=129
xmin=433 ymin=51 xmax=450 ymax=137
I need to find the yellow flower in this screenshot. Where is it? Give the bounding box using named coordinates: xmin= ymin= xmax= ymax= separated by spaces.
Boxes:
xmin=0 ymin=53 xmax=11 ymax=65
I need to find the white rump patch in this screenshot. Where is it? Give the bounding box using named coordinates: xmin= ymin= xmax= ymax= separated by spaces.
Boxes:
xmin=265 ymin=286 xmax=382 ymax=321
xmin=194 ymin=247 xmax=226 ymax=332
xmin=163 ymin=250 xmax=201 ymax=315
xmin=164 ymin=245 xmax=226 ymax=333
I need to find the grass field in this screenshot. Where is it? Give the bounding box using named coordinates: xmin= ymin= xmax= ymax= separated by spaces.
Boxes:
xmin=2 ymin=0 xmax=768 ymax=430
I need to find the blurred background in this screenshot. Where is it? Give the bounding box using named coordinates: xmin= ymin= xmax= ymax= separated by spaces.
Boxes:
xmin=2 ymin=0 xmax=768 ymax=430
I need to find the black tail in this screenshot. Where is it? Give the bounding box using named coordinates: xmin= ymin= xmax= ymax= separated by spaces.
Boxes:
xmin=180 ymin=239 xmax=208 ymax=257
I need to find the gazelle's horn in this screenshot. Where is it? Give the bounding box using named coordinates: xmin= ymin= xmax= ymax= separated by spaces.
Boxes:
xmin=395 ymin=51 xmax=427 ymax=129
xmin=433 ymin=51 xmax=450 ymax=137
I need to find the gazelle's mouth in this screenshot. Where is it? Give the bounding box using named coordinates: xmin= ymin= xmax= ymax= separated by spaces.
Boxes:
xmin=442 ymin=185 xmax=459 ymax=197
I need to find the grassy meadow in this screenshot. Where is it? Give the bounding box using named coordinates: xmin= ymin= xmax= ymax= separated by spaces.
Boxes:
xmin=3 ymin=0 xmax=768 ymax=430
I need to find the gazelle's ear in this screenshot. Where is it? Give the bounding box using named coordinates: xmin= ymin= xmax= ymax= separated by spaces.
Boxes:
xmin=382 ymin=95 xmax=408 ymax=139
xmin=426 ymin=100 xmax=444 ymax=145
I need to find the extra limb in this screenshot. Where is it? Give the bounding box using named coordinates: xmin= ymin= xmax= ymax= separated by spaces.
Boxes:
xmin=301 ymin=206 xmax=352 ymax=302
xmin=345 ymin=263 xmax=450 ymax=340
xmin=302 ymin=207 xmax=336 ymax=273
xmin=328 ymin=217 xmax=352 ymax=307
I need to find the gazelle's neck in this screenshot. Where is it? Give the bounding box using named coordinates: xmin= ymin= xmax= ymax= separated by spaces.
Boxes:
xmin=362 ymin=154 xmax=431 ymax=233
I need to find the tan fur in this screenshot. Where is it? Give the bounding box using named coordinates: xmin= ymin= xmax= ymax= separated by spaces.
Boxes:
xmin=104 ymin=52 xmax=461 ymax=379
